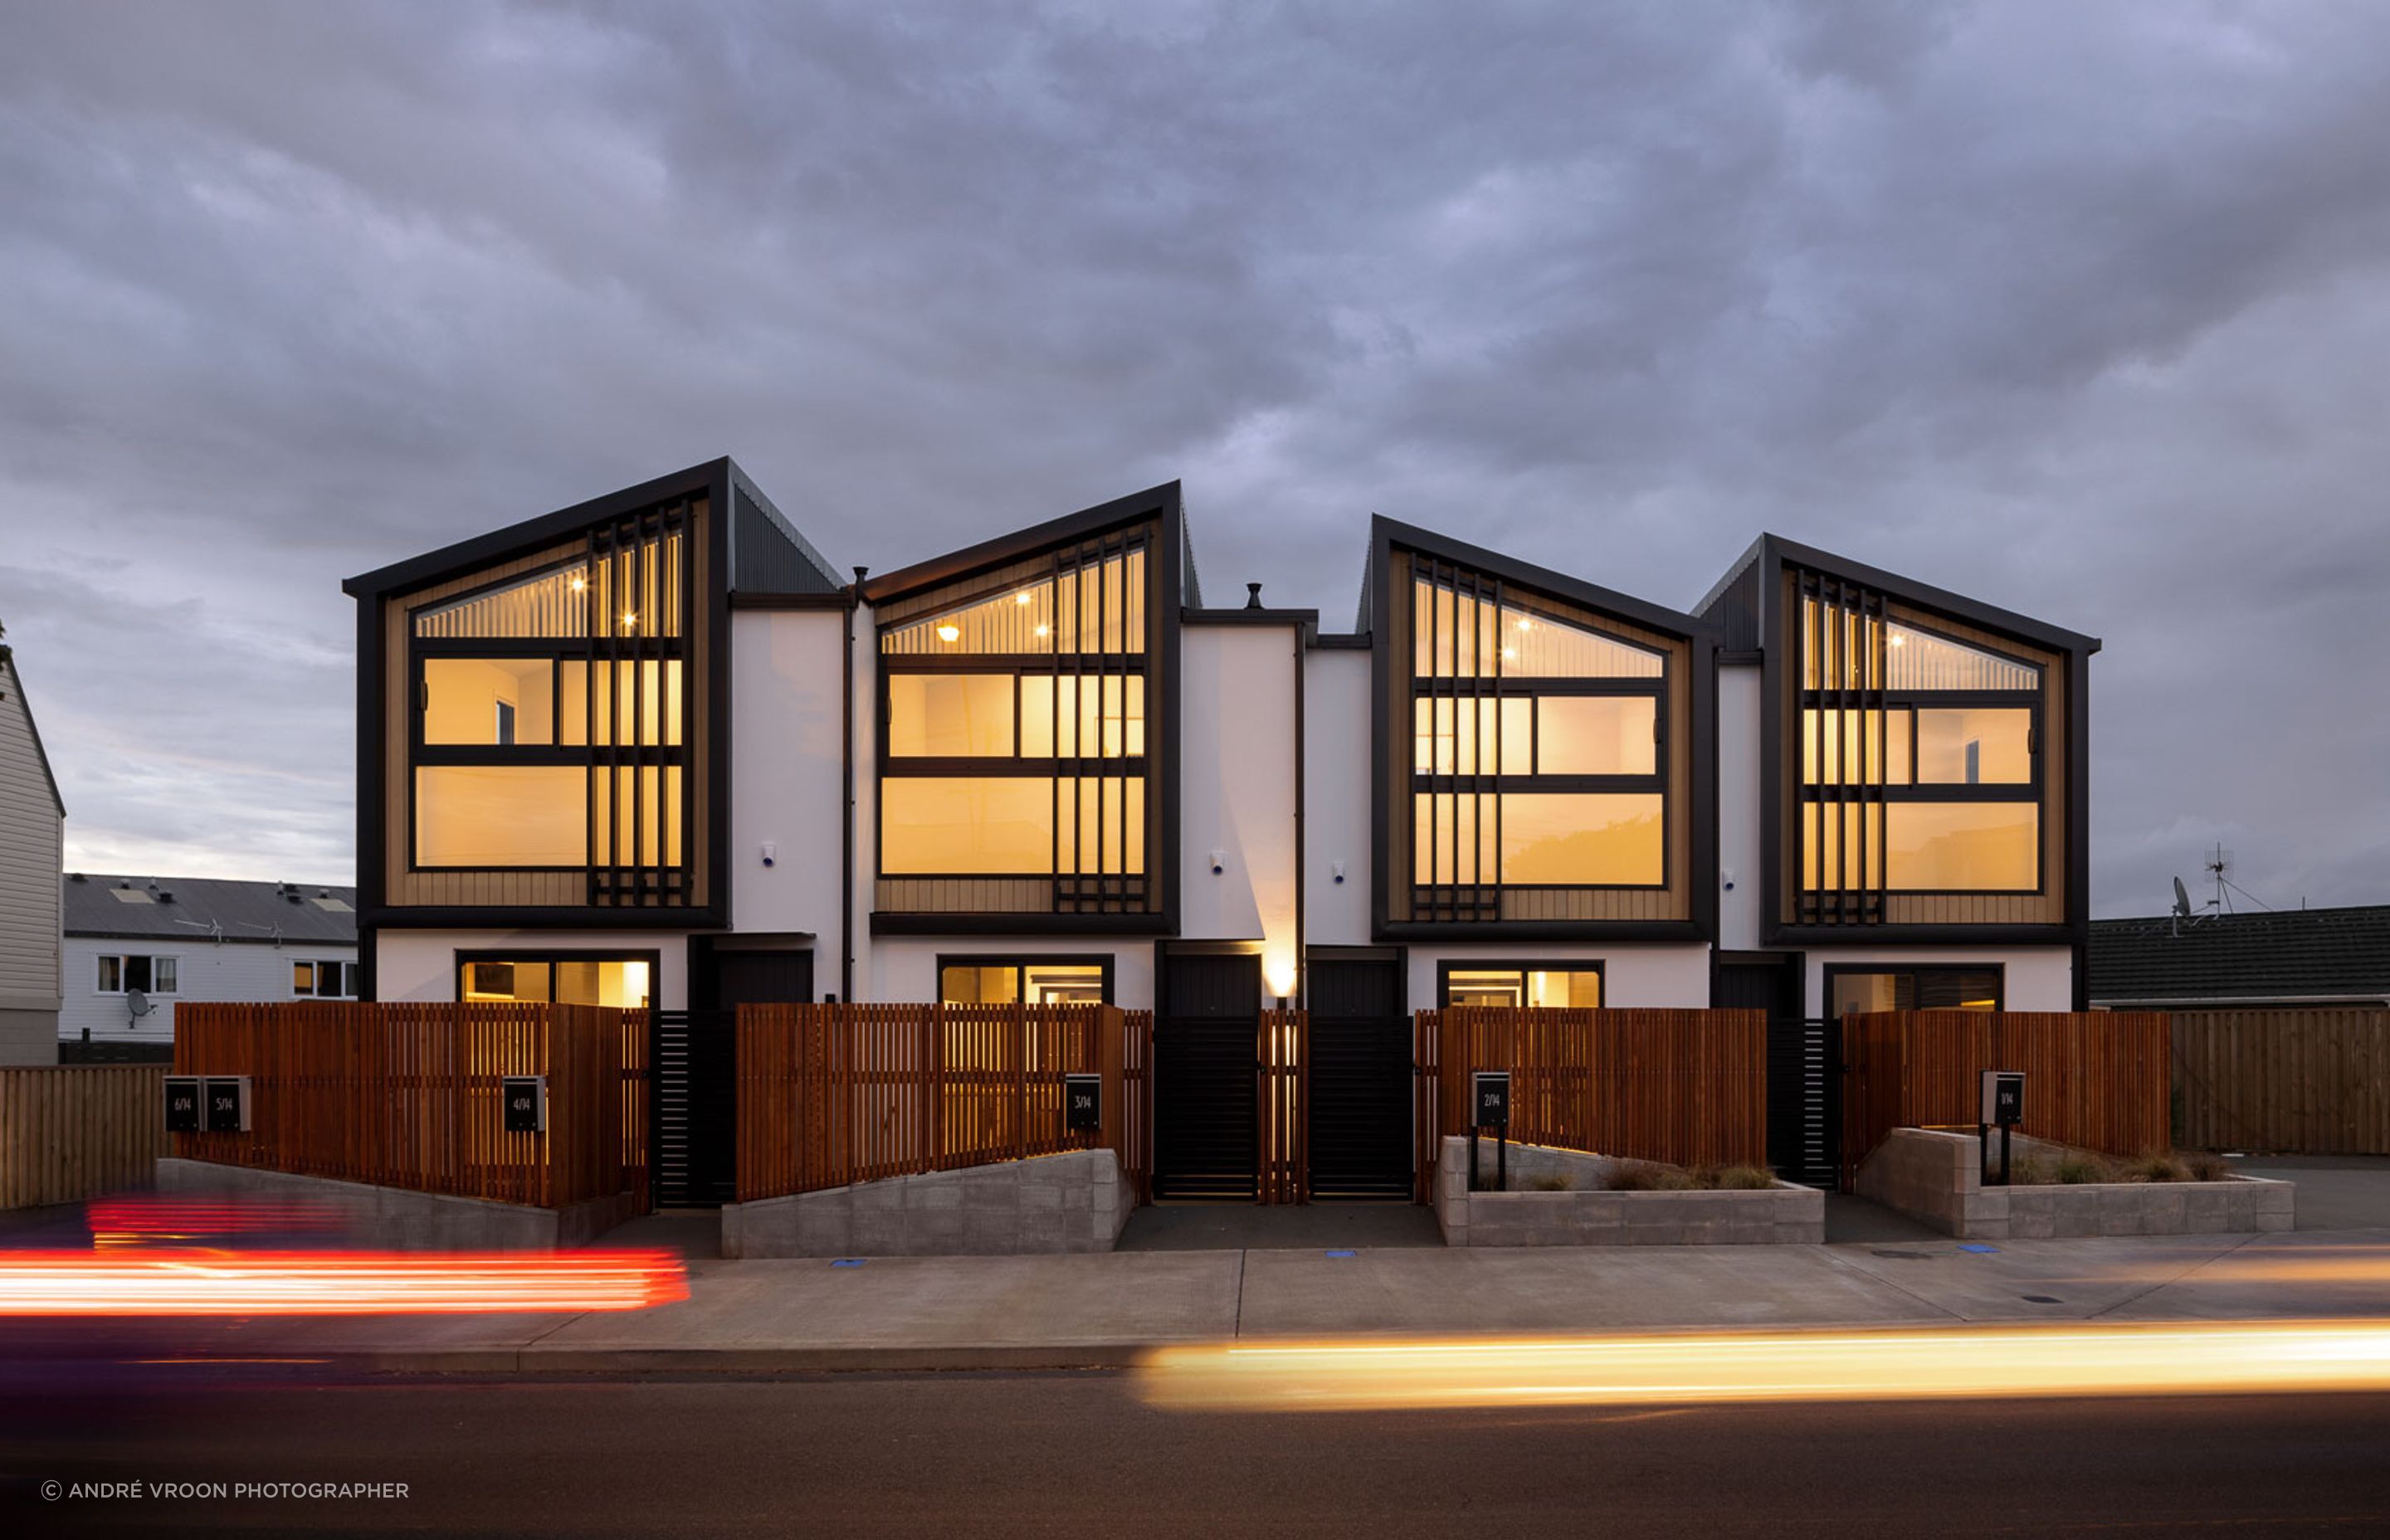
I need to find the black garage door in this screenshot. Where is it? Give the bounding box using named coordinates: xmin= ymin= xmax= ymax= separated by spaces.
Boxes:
xmin=1154 ymin=951 xmax=1260 ymax=1200
xmin=1306 ymin=954 xmax=1412 ymax=1200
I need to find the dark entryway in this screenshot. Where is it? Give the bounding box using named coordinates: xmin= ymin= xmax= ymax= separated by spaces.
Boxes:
xmin=1719 ymin=953 xmax=1840 ymax=1189
xmin=1154 ymin=948 xmax=1261 ymax=1201
xmin=1305 ymin=951 xmax=1412 ymax=1201
xmin=656 ymin=941 xmax=816 ymax=1209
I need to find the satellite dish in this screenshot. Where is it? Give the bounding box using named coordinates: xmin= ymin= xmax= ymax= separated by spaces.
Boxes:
xmin=2172 ymin=877 xmax=2192 ymax=919
xmin=125 ymin=987 xmax=153 ymax=1021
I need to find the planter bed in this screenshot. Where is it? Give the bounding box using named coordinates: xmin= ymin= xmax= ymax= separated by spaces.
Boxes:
xmin=1856 ymin=1128 xmax=2295 ymax=1240
xmin=1433 ymin=1137 xmax=1822 ymax=1247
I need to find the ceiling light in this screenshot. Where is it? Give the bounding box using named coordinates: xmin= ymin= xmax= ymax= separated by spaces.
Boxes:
xmin=622 ymin=612 xmax=637 ymax=629
xmin=1016 ymin=592 xmax=1033 ymax=606
xmin=1033 ymin=624 xmax=1049 ymax=638
xmin=1890 ymin=636 xmax=1906 ymax=647
xmin=1516 ymin=618 xmax=1533 ymax=631
xmin=937 ymin=624 xmax=961 ymax=643
xmin=1501 ymin=646 xmax=1519 ymax=661
xmin=569 ymin=575 xmax=587 ymax=592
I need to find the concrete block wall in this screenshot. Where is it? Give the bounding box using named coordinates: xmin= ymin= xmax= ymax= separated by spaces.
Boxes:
xmin=1856 ymin=1128 xmax=2295 ymax=1239
xmin=155 ymin=1158 xmax=639 ymax=1250
xmin=1435 ymin=1137 xmax=1823 ymax=1247
xmin=720 ymin=1148 xmax=1134 ymax=1258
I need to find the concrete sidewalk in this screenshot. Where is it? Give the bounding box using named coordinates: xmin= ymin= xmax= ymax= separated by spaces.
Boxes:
xmin=73 ymin=1223 xmax=2390 ymax=1375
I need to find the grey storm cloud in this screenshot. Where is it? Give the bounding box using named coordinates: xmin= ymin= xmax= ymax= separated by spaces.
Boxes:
xmin=1 ymin=0 xmax=2385 ymax=914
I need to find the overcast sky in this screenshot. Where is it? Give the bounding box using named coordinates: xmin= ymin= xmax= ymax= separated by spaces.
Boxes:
xmin=2 ymin=1 xmax=2385 ymax=917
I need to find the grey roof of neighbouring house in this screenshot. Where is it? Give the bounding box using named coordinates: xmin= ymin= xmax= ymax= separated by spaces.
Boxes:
xmin=62 ymin=873 xmax=358 ymax=947
xmin=2087 ymin=904 xmax=2390 ymax=1005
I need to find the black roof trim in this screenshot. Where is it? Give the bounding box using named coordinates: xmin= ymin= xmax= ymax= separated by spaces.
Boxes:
xmin=861 ymin=482 xmax=1184 ymax=606
xmin=1309 ymin=631 xmax=1371 ymax=651
xmin=1370 ymin=515 xmax=1714 ymax=641
xmin=1734 ymin=534 xmax=2104 ymax=655
xmin=729 ymin=591 xmax=854 ymax=612
xmin=1183 ymin=607 xmax=1319 ymax=627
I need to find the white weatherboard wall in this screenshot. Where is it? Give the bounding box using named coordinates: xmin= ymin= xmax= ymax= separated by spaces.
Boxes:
xmin=61 ymin=938 xmax=357 ymax=1046
xmin=731 ymin=610 xmax=846 ymax=946
xmin=0 ymin=654 xmax=62 ymax=1062
xmin=1302 ymin=646 xmax=1370 ymax=948
xmin=1800 ymin=946 xmax=2074 ymax=1016
xmin=1408 ymin=943 xmax=1713 ymax=1011
xmin=375 ymin=929 xmax=691 ymax=1011
xmin=1715 ymin=661 xmax=1763 ymax=953
xmin=868 ymin=938 xmax=1157 ymax=1011
xmin=1180 ymin=622 xmax=1300 ymax=994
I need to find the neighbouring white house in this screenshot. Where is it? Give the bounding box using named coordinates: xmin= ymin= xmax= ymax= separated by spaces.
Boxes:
xmin=61 ymin=873 xmax=358 ymax=1060
xmin=0 ymin=624 xmax=65 ymax=1065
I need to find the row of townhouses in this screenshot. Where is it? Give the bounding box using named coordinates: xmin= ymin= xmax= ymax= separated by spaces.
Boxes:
xmin=343 ymin=460 xmax=2095 ymax=1193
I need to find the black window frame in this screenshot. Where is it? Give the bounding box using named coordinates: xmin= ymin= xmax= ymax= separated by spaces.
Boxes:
xmin=1822 ymin=962 xmax=2007 ymax=1016
xmin=452 ymin=948 xmax=664 ymax=1010
xmin=934 ymin=953 xmax=1116 ymax=1006
xmin=1435 ymin=958 xmax=1607 ymax=1009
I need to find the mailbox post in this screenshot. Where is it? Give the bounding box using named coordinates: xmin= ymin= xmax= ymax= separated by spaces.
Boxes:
xmin=1471 ymin=1070 xmax=1512 ymax=1192
xmin=1978 ymin=1069 xmax=2025 ymax=1186
xmin=1062 ymin=1072 xmax=1102 ymax=1133
xmin=502 ymin=1075 xmax=548 ymax=1134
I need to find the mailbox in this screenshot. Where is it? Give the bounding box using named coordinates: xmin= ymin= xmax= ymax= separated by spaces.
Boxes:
xmin=202 ymin=1076 xmax=251 ymax=1134
xmin=1980 ymin=1070 xmax=2025 ymax=1128
xmin=1063 ymin=1073 xmax=1102 ymax=1132
xmin=1472 ymin=1070 xmax=1511 ymax=1129
xmin=163 ymin=1075 xmax=202 ymax=1133
xmin=502 ymin=1075 xmax=548 ymax=1134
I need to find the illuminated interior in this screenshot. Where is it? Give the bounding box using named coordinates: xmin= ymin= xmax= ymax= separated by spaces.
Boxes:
xmin=1444 ymin=967 xmax=1602 ymax=1008
xmin=460 ymin=957 xmax=654 ymax=1009
xmin=939 ymin=961 xmax=1109 ymax=1005
xmin=1828 ymin=967 xmax=1999 ymax=1015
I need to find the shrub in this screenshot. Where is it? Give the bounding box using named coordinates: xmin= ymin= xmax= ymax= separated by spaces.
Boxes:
xmin=2119 ymin=1152 xmax=2193 ymax=1183
xmin=2183 ymin=1151 xmax=2233 ymax=1182
xmin=2051 ymin=1154 xmax=2112 ymax=1185
xmin=1523 ymin=1172 xmax=1574 ymax=1192
xmin=1605 ymin=1161 xmax=1690 ymax=1192
xmin=1693 ymin=1163 xmax=1778 ymax=1191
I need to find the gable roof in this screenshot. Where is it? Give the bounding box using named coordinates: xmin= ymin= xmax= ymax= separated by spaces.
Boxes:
xmin=63 ymin=873 xmax=358 ymax=947
xmin=1696 ymin=534 xmax=2103 ymax=657
xmin=1368 ymin=515 xmax=1713 ymax=641
xmin=861 ymin=481 xmax=1188 ymax=606
xmin=2088 ymin=904 xmax=2390 ymax=1005
xmin=0 ymin=644 xmax=64 ymax=817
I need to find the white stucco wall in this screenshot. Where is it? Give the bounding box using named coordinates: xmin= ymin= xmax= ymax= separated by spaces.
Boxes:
xmin=866 ymin=938 xmax=1158 ymax=1011
xmin=374 ymin=929 xmax=691 ymax=1011
xmin=1407 ymin=942 xmax=1714 ymax=1011
xmin=1303 ymin=646 xmax=1371 ymax=949
xmin=730 ymin=609 xmax=847 ymax=945
xmin=1716 ymin=660 xmax=1763 ymax=953
xmin=1797 ymin=945 xmax=2075 ymax=1016
xmin=60 ymin=938 xmax=357 ymax=1045
xmin=1179 ymin=622 xmax=1300 ymax=995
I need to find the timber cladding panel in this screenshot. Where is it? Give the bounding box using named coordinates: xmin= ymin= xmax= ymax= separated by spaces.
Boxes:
xmin=0 ymin=1067 xmax=163 ymax=1210
xmin=1840 ymin=1010 xmax=2170 ymax=1177
xmin=2172 ymin=1007 xmax=2390 ymax=1155
xmin=1412 ymin=1007 xmax=1768 ymax=1200
xmin=171 ymin=1002 xmax=650 ymax=1210
xmin=734 ymin=1003 xmax=1154 ymax=1202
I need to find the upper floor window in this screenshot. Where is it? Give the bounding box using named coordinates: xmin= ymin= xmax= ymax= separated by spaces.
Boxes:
xmin=96 ymin=954 xmax=177 ymax=995
xmin=1409 ymin=568 xmax=1667 ymax=916
xmin=1797 ymin=586 xmax=2043 ymax=907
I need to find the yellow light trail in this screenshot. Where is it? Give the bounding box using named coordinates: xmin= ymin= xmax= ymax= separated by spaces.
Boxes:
xmin=1138 ymin=1320 xmax=2390 ymax=1414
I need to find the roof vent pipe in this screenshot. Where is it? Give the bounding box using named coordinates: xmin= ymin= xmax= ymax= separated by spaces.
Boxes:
xmin=1245 ymin=582 xmax=1264 ymax=610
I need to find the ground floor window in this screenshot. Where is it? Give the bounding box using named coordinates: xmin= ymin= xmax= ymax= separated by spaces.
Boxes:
xmin=458 ymin=954 xmax=654 ymax=1008
xmin=96 ymin=955 xmax=178 ymax=995
xmin=1826 ymin=965 xmax=2002 ymax=1016
xmin=938 ymin=956 xmax=1111 ymax=1005
xmin=1439 ymin=962 xmax=1603 ymax=1009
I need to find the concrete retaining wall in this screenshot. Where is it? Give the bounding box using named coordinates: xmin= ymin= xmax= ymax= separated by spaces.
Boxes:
xmin=720 ymin=1148 xmax=1134 ymax=1258
xmin=155 ymin=1158 xmax=641 ymax=1250
xmin=1856 ymin=1128 xmax=2295 ymax=1239
xmin=1435 ymin=1138 xmax=1823 ymax=1246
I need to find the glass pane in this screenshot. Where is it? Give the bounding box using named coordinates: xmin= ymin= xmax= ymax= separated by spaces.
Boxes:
xmin=1024 ymin=963 xmax=1106 ymax=1003
xmin=153 ymin=958 xmax=178 ymax=993
xmin=1412 ymin=792 xmax=1499 ymax=885
xmin=881 ymin=777 xmax=1054 ymax=874
xmin=1886 ymin=803 xmax=2039 ymax=891
xmin=1056 ymin=776 xmax=1146 ymax=875
xmin=1916 ymin=969 xmax=2001 ymax=1010
xmin=590 ymin=766 xmax=685 ymax=867
xmin=1801 ymin=598 xmax=1882 ymax=691
xmin=1885 ymin=622 xmax=2038 ymax=691
xmin=291 ymin=960 xmax=313 ymax=993
xmin=1801 ymin=803 xmax=1885 ymax=890
xmin=1446 ymin=970 xmax=1524 ymax=1008
xmin=556 ymin=660 xmax=683 ymax=748
xmin=423 ymin=659 xmax=556 ymax=746
xmin=881 ymin=548 xmax=1147 ymax=657
xmin=97 ymin=956 xmax=120 ymax=992
xmin=1414 ymin=578 xmax=1663 ymax=680
xmin=124 ymin=956 xmax=152 ymax=992
xmin=888 ymin=675 xmax=1016 ymax=757
xmin=1412 ymin=697 xmax=1531 ymax=775
xmin=1500 ymin=792 xmax=1664 ymax=885
xmin=1801 ymin=709 xmax=1914 ymax=786
xmin=415 ymin=765 xmax=587 ymax=866
xmin=414 ymin=534 xmax=682 ymax=639
xmin=1526 ymin=969 xmax=1602 ymax=1007
xmin=1915 ymin=709 xmax=2032 ymax=785
xmin=1536 ymin=696 xmax=1656 ymax=776
xmin=1830 ymin=972 xmax=1900 ymax=1016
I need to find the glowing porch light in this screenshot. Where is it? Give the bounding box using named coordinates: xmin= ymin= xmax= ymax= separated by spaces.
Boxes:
xmin=1263 ymin=951 xmax=1298 ymax=1001
xmin=937 ymin=624 xmax=962 ymax=643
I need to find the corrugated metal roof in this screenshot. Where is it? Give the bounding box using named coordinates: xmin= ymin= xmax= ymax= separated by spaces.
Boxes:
xmin=2088 ymin=904 xmax=2390 ymax=1004
xmin=62 ymin=873 xmax=358 ymax=947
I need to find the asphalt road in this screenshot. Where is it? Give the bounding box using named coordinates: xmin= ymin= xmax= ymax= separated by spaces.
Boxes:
xmin=4 ymin=1367 xmax=2388 ymax=1538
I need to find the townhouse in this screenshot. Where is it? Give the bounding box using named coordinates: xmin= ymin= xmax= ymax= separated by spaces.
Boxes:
xmin=344 ymin=459 xmax=2096 ymax=1197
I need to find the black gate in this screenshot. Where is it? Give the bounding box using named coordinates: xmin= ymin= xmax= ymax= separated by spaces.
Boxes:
xmin=1305 ymin=954 xmax=1412 ymax=1201
xmin=1766 ymin=1016 xmax=1842 ymax=1189
xmin=651 ymin=1008 xmax=739 ymax=1208
xmin=1154 ymin=951 xmax=1260 ymax=1200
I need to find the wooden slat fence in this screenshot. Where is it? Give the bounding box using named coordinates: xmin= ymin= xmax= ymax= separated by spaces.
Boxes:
xmin=1841 ymin=1010 xmax=2171 ymax=1182
xmin=173 ymin=1003 xmax=649 ymax=1211
xmin=1414 ymin=1008 xmax=1767 ymax=1201
xmin=2171 ymin=1007 xmax=2390 ymax=1155
xmin=1258 ymin=1008 xmax=1308 ymax=1205
xmin=735 ymin=1004 xmax=1153 ymax=1203
xmin=1 ymin=1066 xmax=167 ymax=1210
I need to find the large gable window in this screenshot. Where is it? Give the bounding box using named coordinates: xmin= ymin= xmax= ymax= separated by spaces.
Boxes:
xmin=1408 ymin=563 xmax=1668 ymax=919
xmin=877 ymin=531 xmax=1156 ymax=915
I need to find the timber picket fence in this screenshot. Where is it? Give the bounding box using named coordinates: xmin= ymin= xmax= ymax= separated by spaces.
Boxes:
xmin=1841 ymin=1010 xmax=2171 ymax=1182
xmin=0 ymin=1065 xmax=166 ymax=1210
xmin=734 ymin=1003 xmax=1154 ymax=1203
xmin=2171 ymin=1007 xmax=2390 ymax=1155
xmin=1258 ymin=1007 xmax=1308 ymax=1204
xmin=1413 ymin=1007 xmax=1768 ymax=1201
xmin=173 ymin=1003 xmax=650 ymax=1210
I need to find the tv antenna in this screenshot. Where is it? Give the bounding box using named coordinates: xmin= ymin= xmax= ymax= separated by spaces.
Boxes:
xmin=2202 ymin=843 xmax=2275 ymax=914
